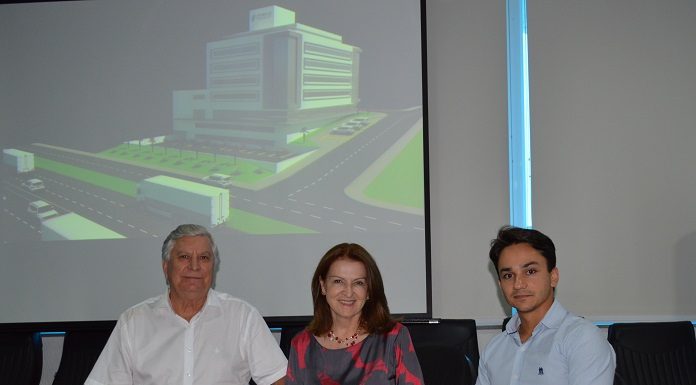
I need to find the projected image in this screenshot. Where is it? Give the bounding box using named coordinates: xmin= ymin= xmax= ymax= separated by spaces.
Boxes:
xmin=1 ymin=4 xmax=424 ymax=242
xmin=0 ymin=0 xmax=427 ymax=321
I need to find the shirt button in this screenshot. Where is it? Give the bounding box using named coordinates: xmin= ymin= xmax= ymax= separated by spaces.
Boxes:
xmin=186 ymin=372 xmax=191 ymax=377
xmin=186 ymin=347 xmax=192 ymax=352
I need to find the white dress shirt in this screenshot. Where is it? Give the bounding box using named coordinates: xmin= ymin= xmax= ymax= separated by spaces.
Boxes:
xmin=85 ymin=289 xmax=287 ymax=385
xmin=476 ymin=300 xmax=615 ymax=385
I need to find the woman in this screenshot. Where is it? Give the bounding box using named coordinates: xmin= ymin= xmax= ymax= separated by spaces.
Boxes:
xmin=286 ymin=243 xmax=424 ymax=385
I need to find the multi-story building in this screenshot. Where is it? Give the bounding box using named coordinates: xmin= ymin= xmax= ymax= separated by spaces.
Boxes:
xmin=173 ymin=5 xmax=361 ymax=150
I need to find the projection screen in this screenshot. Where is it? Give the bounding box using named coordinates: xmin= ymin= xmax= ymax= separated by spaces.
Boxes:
xmin=0 ymin=0 xmax=430 ymax=324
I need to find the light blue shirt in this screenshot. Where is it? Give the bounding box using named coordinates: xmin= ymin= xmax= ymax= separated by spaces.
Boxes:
xmin=476 ymin=300 xmax=615 ymax=385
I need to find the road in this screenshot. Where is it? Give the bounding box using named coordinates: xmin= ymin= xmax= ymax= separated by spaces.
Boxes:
xmin=2 ymin=108 xmax=426 ymax=243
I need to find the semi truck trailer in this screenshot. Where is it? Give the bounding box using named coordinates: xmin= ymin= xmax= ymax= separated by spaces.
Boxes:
xmin=3 ymin=149 xmax=35 ymax=173
xmin=137 ymin=175 xmax=229 ymax=226
xmin=41 ymin=213 xmax=126 ymax=241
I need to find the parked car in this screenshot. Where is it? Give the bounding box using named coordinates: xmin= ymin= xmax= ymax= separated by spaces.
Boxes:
xmin=331 ymin=127 xmax=355 ymax=136
xmin=202 ymin=173 xmax=234 ymax=187
xmin=28 ymin=200 xmax=59 ymax=221
xmin=22 ymin=178 xmax=45 ymax=191
xmin=344 ymin=121 xmax=365 ymax=128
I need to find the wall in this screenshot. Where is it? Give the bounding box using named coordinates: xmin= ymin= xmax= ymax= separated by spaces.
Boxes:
xmin=428 ymin=0 xmax=696 ymax=322
xmin=529 ymin=0 xmax=696 ymax=320
xmin=427 ymin=0 xmax=511 ymax=323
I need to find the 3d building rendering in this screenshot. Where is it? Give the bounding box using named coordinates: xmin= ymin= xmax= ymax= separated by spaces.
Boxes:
xmin=173 ymin=6 xmax=362 ymax=151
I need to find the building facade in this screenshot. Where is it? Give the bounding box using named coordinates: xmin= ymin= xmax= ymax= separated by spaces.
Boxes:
xmin=173 ymin=6 xmax=361 ymax=149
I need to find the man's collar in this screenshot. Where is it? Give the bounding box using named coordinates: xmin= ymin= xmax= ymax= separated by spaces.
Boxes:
xmin=154 ymin=292 xmax=170 ymax=310
xmin=539 ymin=299 xmax=567 ymax=329
xmin=153 ymin=289 xmax=222 ymax=316
xmin=505 ymin=314 xmax=521 ymax=334
xmin=505 ymin=299 xmax=568 ymax=334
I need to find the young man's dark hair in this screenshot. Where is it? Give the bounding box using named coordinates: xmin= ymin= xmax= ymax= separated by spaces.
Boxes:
xmin=489 ymin=226 xmax=556 ymax=274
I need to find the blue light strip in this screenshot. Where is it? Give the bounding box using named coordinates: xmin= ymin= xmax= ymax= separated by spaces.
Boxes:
xmin=507 ymin=0 xmax=532 ymax=229
xmin=39 ymin=331 xmax=66 ymax=336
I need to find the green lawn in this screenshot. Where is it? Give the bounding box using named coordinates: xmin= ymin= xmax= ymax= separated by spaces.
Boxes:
xmin=36 ymin=157 xmax=137 ymax=197
xmin=36 ymin=157 xmax=317 ymax=235
xmin=363 ymin=130 xmax=424 ymax=209
xmin=227 ymin=209 xmax=317 ymax=234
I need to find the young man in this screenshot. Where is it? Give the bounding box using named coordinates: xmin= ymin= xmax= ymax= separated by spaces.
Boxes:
xmin=476 ymin=226 xmax=615 ymax=385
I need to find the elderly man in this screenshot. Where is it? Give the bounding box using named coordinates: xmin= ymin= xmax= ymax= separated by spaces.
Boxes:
xmin=476 ymin=226 xmax=615 ymax=385
xmin=86 ymin=224 xmax=287 ymax=385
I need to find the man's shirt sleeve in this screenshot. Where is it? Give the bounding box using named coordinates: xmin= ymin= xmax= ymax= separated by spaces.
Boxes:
xmin=475 ymin=354 xmax=492 ymax=385
xmin=243 ymin=307 xmax=288 ymax=385
xmin=84 ymin=317 xmax=133 ymax=385
xmin=565 ymin=322 xmax=616 ymax=385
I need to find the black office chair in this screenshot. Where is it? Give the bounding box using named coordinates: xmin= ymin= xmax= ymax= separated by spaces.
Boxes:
xmin=52 ymin=329 xmax=113 ymax=385
xmin=279 ymin=323 xmax=308 ymax=358
xmin=406 ymin=319 xmax=479 ymax=385
xmin=608 ymin=321 xmax=696 ymax=385
xmin=0 ymin=331 xmax=43 ymax=385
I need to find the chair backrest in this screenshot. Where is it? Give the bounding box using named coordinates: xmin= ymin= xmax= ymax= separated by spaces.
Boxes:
xmin=0 ymin=331 xmax=43 ymax=385
xmin=608 ymin=321 xmax=696 ymax=385
xmin=406 ymin=319 xmax=479 ymax=385
xmin=279 ymin=324 xmax=307 ymax=358
xmin=52 ymin=329 xmax=113 ymax=385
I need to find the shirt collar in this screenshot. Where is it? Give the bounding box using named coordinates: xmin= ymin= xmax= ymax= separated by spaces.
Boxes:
xmin=505 ymin=314 xmax=521 ymax=335
xmin=153 ymin=291 xmax=170 ymax=310
xmin=539 ymin=299 xmax=568 ymax=329
xmin=505 ymin=299 xmax=568 ymax=335
xmin=152 ymin=288 xmax=222 ymax=319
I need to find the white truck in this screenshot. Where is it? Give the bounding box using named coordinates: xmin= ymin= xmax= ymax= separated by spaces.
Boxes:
xmin=3 ymin=149 xmax=35 ymax=173
xmin=28 ymin=200 xmax=60 ymax=221
xmin=137 ymin=175 xmax=229 ymax=226
xmin=41 ymin=213 xmax=126 ymax=241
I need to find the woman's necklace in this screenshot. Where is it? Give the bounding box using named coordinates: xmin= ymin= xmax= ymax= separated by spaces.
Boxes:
xmin=327 ymin=329 xmax=360 ymax=347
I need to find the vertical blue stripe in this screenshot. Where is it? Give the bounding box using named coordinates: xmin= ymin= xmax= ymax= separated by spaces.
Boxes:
xmin=507 ymin=0 xmax=532 ymax=229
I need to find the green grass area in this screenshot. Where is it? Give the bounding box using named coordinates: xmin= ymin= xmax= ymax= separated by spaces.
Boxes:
xmin=227 ymin=208 xmax=317 ymax=234
xmin=36 ymin=156 xmax=316 ymax=234
xmin=36 ymin=157 xmax=138 ymax=197
xmin=99 ymin=144 xmax=273 ymax=183
xmin=363 ymin=130 xmax=424 ymax=209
